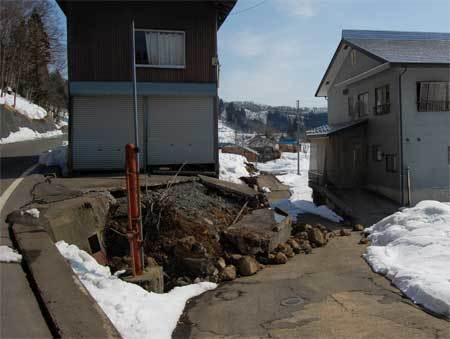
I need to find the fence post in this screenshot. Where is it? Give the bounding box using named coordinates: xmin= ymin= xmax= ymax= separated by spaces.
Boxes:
xmin=125 ymin=144 xmax=143 ymax=276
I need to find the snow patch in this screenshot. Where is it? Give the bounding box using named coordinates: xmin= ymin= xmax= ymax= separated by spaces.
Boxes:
xmin=0 ymin=246 xmax=22 ymax=263
xmin=0 ymin=93 xmax=47 ymax=119
xmin=39 ymin=144 xmax=68 ymax=175
xmin=0 ymin=127 xmax=62 ymax=144
xmin=219 ymin=151 xmax=250 ymax=184
xmin=24 ymin=208 xmax=40 ymax=218
xmin=56 ymin=241 xmax=217 ymax=339
xmin=364 ymin=200 xmax=450 ymax=318
xmin=256 ymin=151 xmax=342 ymax=223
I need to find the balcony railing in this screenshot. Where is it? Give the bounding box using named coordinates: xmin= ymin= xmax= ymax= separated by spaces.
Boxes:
xmin=417 ymin=100 xmax=450 ymax=112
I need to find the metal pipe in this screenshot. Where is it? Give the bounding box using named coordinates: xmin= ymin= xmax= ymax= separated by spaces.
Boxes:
xmin=398 ymin=67 xmax=408 ymax=205
xmin=130 ymin=19 xmax=144 ymax=272
xmin=125 ymin=144 xmax=143 ymax=276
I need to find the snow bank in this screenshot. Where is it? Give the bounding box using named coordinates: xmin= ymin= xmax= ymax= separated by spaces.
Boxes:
xmin=56 ymin=241 xmax=217 ymax=339
xmin=0 ymin=93 xmax=47 ymax=119
xmin=0 ymin=246 xmax=22 ymax=263
xmin=218 ymin=120 xmax=236 ymax=144
xmin=0 ymin=127 xmax=62 ymax=144
xmin=364 ymin=200 xmax=450 ymax=318
xmin=256 ymin=151 xmax=342 ymax=223
xmin=39 ymin=144 xmax=68 ymax=175
xmin=219 ymin=151 xmax=250 ymax=184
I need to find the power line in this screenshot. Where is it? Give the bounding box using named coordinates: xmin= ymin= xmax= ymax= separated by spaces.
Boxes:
xmin=230 ymin=0 xmax=268 ymax=15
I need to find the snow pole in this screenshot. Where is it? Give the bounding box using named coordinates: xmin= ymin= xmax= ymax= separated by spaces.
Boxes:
xmin=125 ymin=144 xmax=144 ymax=276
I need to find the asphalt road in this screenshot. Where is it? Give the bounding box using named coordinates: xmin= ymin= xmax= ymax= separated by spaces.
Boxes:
xmin=0 ymin=135 xmax=66 ymax=338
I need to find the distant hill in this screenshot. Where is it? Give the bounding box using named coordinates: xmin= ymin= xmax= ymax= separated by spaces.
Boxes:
xmin=219 ymin=99 xmax=327 ymax=138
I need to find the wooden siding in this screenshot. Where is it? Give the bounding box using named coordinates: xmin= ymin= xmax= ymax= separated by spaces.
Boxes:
xmin=66 ymin=1 xmax=218 ymax=83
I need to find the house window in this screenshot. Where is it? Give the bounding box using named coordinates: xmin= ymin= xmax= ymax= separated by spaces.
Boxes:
xmin=348 ymin=96 xmax=354 ymax=117
xmin=135 ymin=30 xmax=185 ymax=68
xmin=357 ymin=92 xmax=369 ymax=117
xmin=417 ymin=81 xmax=449 ymax=112
xmin=375 ymin=85 xmax=390 ymax=115
xmin=385 ymin=154 xmax=397 ymax=173
xmin=372 ymin=145 xmax=382 ymax=162
xmin=351 ymin=50 xmax=357 ymax=66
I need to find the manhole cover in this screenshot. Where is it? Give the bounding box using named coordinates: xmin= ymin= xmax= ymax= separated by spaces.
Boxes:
xmin=280 ymin=297 xmax=305 ymax=306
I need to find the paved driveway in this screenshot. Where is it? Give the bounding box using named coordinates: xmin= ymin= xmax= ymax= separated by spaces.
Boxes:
xmin=175 ymin=223 xmax=450 ymax=338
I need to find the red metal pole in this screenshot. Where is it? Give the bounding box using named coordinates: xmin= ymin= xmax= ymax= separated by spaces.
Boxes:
xmin=125 ymin=144 xmax=143 ymax=276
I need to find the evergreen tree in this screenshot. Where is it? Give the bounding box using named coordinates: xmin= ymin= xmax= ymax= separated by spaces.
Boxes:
xmin=26 ymin=9 xmax=50 ymax=106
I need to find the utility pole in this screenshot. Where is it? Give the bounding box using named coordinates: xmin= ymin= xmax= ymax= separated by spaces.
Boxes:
xmin=296 ymin=100 xmax=300 ymax=175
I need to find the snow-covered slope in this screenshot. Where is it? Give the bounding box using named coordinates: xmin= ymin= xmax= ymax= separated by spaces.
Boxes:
xmin=56 ymin=241 xmax=217 ymax=339
xmin=0 ymin=93 xmax=47 ymax=119
xmin=218 ymin=120 xmax=236 ymax=144
xmin=244 ymin=108 xmax=268 ymax=124
xmin=364 ymin=200 xmax=450 ymax=318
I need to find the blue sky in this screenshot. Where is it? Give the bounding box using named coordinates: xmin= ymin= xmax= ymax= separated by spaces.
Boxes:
xmin=218 ymin=0 xmax=450 ymax=107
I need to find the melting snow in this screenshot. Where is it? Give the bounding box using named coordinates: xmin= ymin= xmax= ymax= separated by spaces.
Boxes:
xmin=0 ymin=127 xmax=62 ymax=144
xmin=363 ymin=200 xmax=450 ymax=318
xmin=219 ymin=151 xmax=251 ymax=184
xmin=56 ymin=241 xmax=217 ymax=339
xmin=0 ymin=93 xmax=47 ymax=119
xmin=0 ymin=246 xmax=22 ymax=263
xmin=256 ymin=151 xmax=342 ymax=223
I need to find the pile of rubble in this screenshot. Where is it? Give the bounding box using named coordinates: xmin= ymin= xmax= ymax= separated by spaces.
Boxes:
xmin=104 ymin=175 xmax=362 ymax=290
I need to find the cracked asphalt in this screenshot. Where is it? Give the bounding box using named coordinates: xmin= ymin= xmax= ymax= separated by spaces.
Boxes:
xmin=174 ymin=230 xmax=450 ymax=339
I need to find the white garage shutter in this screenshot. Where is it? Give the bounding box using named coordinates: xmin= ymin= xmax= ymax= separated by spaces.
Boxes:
xmin=147 ymin=96 xmax=214 ymax=165
xmin=72 ymin=96 xmax=144 ymax=170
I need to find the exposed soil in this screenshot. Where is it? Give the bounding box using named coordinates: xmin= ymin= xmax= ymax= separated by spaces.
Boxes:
xmin=104 ymin=181 xmax=246 ymax=290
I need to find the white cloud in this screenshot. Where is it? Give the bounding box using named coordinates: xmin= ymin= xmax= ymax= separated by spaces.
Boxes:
xmin=275 ymin=0 xmax=317 ymax=17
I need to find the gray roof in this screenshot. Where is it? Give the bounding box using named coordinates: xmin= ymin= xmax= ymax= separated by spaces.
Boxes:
xmin=307 ymin=119 xmax=367 ymax=137
xmin=343 ymin=30 xmax=450 ymax=64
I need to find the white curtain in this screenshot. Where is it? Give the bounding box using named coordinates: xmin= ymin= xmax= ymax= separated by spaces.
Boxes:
xmin=145 ymin=31 xmax=184 ymax=66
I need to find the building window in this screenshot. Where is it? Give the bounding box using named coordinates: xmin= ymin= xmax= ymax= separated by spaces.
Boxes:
xmin=357 ymin=92 xmax=369 ymax=117
xmin=417 ymin=81 xmax=449 ymax=112
xmin=385 ymin=154 xmax=397 ymax=173
xmin=351 ymin=50 xmax=357 ymax=66
xmin=375 ymin=85 xmax=390 ymax=115
xmin=135 ymin=30 xmax=185 ymax=68
xmin=372 ymin=145 xmax=382 ymax=161
xmin=348 ymin=96 xmax=355 ymax=117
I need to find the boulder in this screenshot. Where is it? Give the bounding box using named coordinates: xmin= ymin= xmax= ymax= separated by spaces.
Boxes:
xmin=359 ymin=238 xmax=369 ymax=245
xmin=307 ymin=227 xmax=326 ymax=247
xmin=216 ymin=257 xmax=227 ymax=270
xmin=277 ymin=243 xmax=294 ymax=258
xmin=220 ymin=265 xmax=237 ymax=281
xmin=300 ymin=240 xmax=312 ymax=254
xmin=238 ymin=256 xmax=259 ymax=276
xmin=287 ymin=239 xmax=301 ymax=254
xmin=340 ymin=228 xmax=352 ymax=237
xmin=353 ymin=224 xmax=365 ymax=232
xmin=223 ymin=209 xmax=292 ymax=255
xmin=273 ymin=252 xmax=288 ymax=264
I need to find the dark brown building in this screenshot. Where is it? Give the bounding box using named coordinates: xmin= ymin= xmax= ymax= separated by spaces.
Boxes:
xmin=57 ymin=0 xmax=236 ymax=173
